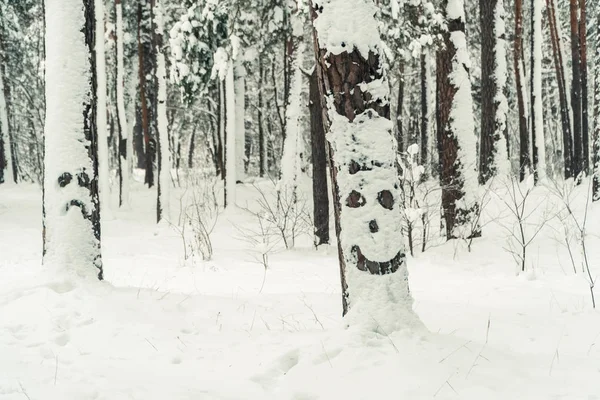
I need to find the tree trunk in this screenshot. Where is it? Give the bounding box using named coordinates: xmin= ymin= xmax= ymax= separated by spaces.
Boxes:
xmin=311 ymin=0 xmax=414 ymax=328
xmin=593 ymin=11 xmax=600 ymax=200
xmin=515 ymin=0 xmax=530 ymax=180
xmin=43 ymin=0 xmax=102 ymax=279
xmin=258 ymin=59 xmax=267 ymax=177
xmin=420 ymin=52 xmax=429 ymax=175
xmin=479 ymin=0 xmax=497 ymax=183
xmin=547 ymin=0 xmax=574 ymax=178
xmin=479 ymin=0 xmax=510 ymax=183
xmin=154 ymin=0 xmax=170 ymax=223
xmin=531 ymin=0 xmax=546 ymax=183
xmin=309 ymin=69 xmax=329 ymax=247
xmin=397 ymin=61 xmax=405 ymax=154
xmin=0 ymin=26 xmax=15 ymax=184
xmin=570 ymin=0 xmax=583 ymax=178
xmin=95 ymin=0 xmax=110 ymax=211
xmin=115 ymin=0 xmax=130 ymax=207
xmin=579 ymin=0 xmax=589 ymax=174
xmin=137 ymin=1 xmax=155 ymax=187
xmin=436 ymin=0 xmax=481 ymax=240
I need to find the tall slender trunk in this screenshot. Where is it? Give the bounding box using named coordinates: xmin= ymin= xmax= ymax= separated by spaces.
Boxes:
xmin=258 ymin=60 xmax=267 ymax=177
xmin=154 ymin=0 xmax=170 ymax=222
xmin=579 ymin=0 xmax=589 ymax=174
xmin=0 ymin=27 xmax=15 ymax=184
xmin=570 ymin=0 xmax=583 ymax=178
xmin=437 ymin=0 xmax=481 ymax=240
xmin=309 ymin=69 xmax=329 ymax=246
xmin=547 ymin=0 xmax=574 ymax=177
xmin=235 ymin=62 xmax=246 ymax=183
xmin=593 ymin=11 xmax=600 ymax=200
xmin=224 ymin=62 xmax=236 ymax=208
xmin=95 ymin=0 xmax=110 ymax=210
xmin=515 ymin=0 xmax=530 ymax=180
xmin=420 ymin=53 xmax=429 ymax=174
xmin=115 ymin=0 xmax=130 ymax=207
xmin=397 ymin=61 xmax=405 ymax=154
xmin=531 ymin=0 xmax=546 ymax=183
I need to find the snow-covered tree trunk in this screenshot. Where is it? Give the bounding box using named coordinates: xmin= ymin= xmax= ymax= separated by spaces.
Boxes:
xmin=115 ymin=0 xmax=130 ymax=207
xmin=531 ymin=0 xmax=546 ymax=183
xmin=280 ymin=6 xmax=305 ymax=197
xmin=155 ymin=0 xmax=170 ymax=223
xmin=570 ymin=0 xmax=584 ymax=178
xmin=43 ymin=0 xmax=103 ymax=280
xmin=479 ymin=0 xmax=510 ymax=183
xmin=224 ymin=61 xmax=236 ymax=208
xmin=593 ymin=9 xmax=600 ymax=201
xmin=95 ymin=0 xmax=110 ymax=212
xmin=436 ymin=0 xmax=480 ymax=240
xmin=515 ymin=0 xmax=530 ymax=181
xmin=547 ymin=0 xmax=574 ymax=178
xmin=234 ymin=62 xmax=246 ymax=182
xmin=311 ymin=0 xmax=418 ymax=330
xmin=0 ymin=37 xmax=15 ymax=184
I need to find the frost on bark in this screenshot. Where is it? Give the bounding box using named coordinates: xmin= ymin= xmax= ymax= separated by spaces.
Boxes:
xmin=436 ymin=0 xmax=480 ymax=240
xmin=530 ymin=0 xmax=546 ymax=183
xmin=155 ymin=0 xmax=170 ymax=223
xmin=43 ymin=0 xmax=103 ymax=279
xmin=479 ymin=0 xmax=509 ymax=183
xmin=311 ymin=0 xmax=417 ymax=330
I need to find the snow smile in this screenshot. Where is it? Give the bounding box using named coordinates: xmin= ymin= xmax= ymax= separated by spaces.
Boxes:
xmin=351 ymin=245 xmax=405 ymax=275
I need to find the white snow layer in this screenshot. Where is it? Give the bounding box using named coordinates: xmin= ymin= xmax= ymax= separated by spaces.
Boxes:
xmin=312 ymin=0 xmax=381 ymax=58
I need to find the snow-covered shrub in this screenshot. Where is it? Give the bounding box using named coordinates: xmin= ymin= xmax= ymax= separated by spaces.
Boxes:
xmin=178 ymin=175 xmax=220 ymax=262
xmin=547 ymin=178 xmax=596 ymax=307
xmin=241 ymin=182 xmax=311 ymax=250
xmin=492 ymin=174 xmax=552 ymax=273
xmin=397 ymin=144 xmax=441 ymax=255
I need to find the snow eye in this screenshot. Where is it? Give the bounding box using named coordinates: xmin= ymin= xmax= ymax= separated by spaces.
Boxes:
xmin=377 ymin=190 xmax=394 ymax=210
xmin=349 ymin=160 xmax=361 ymax=175
xmin=346 ymin=190 xmax=366 ymax=208
xmin=58 ymin=172 xmax=73 ymax=188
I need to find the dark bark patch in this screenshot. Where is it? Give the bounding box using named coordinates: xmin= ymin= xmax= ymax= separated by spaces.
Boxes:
xmin=377 ymin=190 xmax=394 ymax=210
xmin=346 ymin=190 xmax=366 ymax=208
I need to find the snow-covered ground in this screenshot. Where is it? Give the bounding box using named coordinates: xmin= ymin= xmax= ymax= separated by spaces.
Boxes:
xmin=1 ymin=178 xmax=600 ymax=399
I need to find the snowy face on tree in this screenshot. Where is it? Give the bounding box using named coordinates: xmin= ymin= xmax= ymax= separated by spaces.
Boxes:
xmin=330 ymin=109 xmax=406 ymax=275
